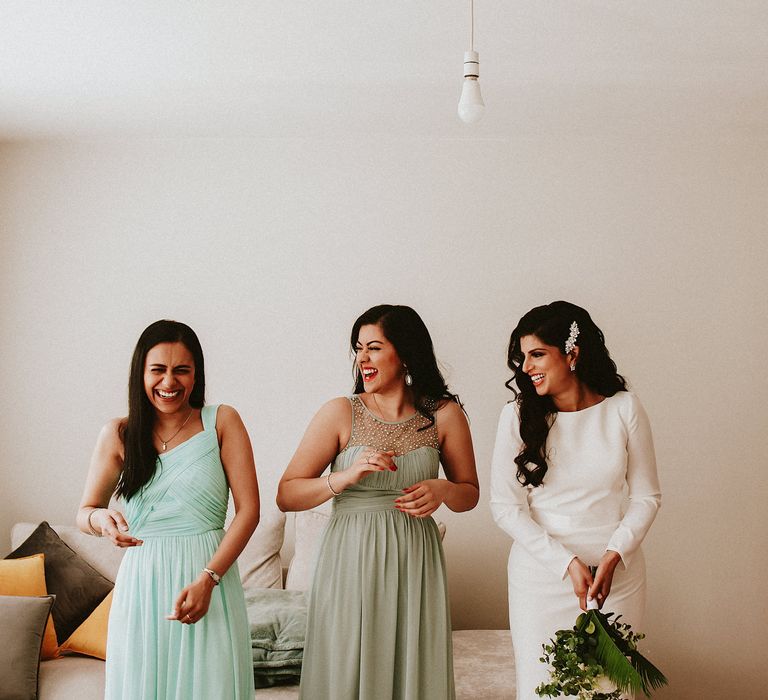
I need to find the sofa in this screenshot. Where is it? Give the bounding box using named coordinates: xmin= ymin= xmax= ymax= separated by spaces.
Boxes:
xmin=5 ymin=510 xmax=516 ymax=699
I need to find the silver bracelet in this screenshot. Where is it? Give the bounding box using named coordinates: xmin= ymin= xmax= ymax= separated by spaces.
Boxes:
xmin=202 ymin=567 xmax=221 ymax=585
xmin=87 ymin=508 xmax=103 ymax=537
xmin=326 ymin=472 xmax=341 ymax=497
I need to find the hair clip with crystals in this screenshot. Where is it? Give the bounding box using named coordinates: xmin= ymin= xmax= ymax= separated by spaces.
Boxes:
xmin=564 ymin=321 xmax=579 ymax=355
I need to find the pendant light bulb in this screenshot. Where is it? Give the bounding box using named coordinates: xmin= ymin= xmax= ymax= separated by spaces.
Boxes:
xmin=458 ymin=50 xmax=485 ymax=124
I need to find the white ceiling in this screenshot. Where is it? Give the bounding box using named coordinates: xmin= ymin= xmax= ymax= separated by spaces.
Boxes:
xmin=1 ymin=1 xmax=767 ymax=139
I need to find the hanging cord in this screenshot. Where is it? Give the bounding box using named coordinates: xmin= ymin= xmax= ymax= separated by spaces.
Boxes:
xmin=470 ymin=0 xmax=475 ymax=51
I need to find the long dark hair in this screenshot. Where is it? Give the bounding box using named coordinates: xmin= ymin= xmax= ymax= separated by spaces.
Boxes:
xmin=506 ymin=301 xmax=626 ymax=487
xmin=117 ymin=320 xmax=206 ymax=501
xmin=350 ymin=304 xmax=462 ymax=428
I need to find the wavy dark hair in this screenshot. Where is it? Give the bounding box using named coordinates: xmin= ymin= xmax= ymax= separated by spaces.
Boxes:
xmin=350 ymin=304 xmax=462 ymax=429
xmin=116 ymin=320 xmax=206 ymax=501
xmin=506 ymin=301 xmax=626 ymax=487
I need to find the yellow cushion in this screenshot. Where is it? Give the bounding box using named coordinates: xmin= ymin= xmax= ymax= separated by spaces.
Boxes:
xmin=0 ymin=554 xmax=59 ymax=659
xmin=60 ymin=590 xmax=112 ymax=660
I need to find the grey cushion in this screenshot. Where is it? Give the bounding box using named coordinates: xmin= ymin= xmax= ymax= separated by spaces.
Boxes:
xmin=0 ymin=594 xmax=55 ymax=700
xmin=11 ymin=522 xmax=124 ymax=582
xmin=4 ymin=522 xmax=113 ymax=644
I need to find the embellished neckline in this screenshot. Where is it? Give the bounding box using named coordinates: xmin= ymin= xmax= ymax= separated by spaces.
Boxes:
xmin=356 ymin=395 xmax=419 ymax=425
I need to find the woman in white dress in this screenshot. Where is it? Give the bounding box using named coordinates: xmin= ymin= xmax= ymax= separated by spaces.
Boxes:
xmin=490 ymin=301 xmax=661 ymax=700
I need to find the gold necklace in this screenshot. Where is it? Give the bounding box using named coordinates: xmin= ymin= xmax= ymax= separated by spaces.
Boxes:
xmin=155 ymin=409 xmax=194 ymax=451
xmin=372 ymin=393 xmax=403 ymax=422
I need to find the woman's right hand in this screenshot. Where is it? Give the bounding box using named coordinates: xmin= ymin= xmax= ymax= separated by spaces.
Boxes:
xmin=337 ymin=449 xmax=397 ymax=490
xmin=278 ymin=401 xmax=398 ymax=511
xmin=90 ymin=508 xmax=143 ymax=548
xmin=567 ymin=557 xmax=594 ymax=611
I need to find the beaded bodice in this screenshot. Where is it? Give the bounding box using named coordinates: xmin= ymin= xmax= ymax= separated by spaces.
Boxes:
xmin=331 ymin=396 xmax=440 ymax=509
xmin=344 ymin=395 xmax=439 ymax=456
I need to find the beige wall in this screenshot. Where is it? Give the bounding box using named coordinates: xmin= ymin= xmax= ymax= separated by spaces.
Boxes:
xmin=1 ymin=134 xmax=766 ymax=698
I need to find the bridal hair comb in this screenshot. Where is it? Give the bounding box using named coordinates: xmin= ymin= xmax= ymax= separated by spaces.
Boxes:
xmin=564 ymin=321 xmax=579 ymax=355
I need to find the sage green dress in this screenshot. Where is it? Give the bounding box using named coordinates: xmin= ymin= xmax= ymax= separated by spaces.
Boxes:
xmin=105 ymin=405 xmax=255 ymax=700
xmin=300 ymin=395 xmax=455 ymax=700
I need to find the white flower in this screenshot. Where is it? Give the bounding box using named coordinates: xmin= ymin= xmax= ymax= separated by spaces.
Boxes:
xmin=594 ymin=675 xmax=616 ymax=693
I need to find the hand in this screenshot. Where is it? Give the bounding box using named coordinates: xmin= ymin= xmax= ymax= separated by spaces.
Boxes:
xmin=91 ymin=508 xmax=143 ymax=548
xmin=587 ymin=550 xmax=621 ymax=609
xmin=395 ymin=479 xmax=451 ymax=518
xmin=567 ymin=557 xmax=594 ymax=611
xmin=165 ymin=573 xmax=216 ymax=624
xmin=338 ymin=449 xmax=397 ymax=490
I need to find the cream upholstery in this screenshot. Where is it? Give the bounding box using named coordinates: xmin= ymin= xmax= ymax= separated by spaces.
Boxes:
xmin=8 ymin=516 xmax=515 ymax=699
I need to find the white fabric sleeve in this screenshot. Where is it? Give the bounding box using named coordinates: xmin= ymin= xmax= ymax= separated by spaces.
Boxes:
xmin=490 ymin=402 xmax=576 ymax=579
xmin=605 ymin=393 xmax=662 ymax=567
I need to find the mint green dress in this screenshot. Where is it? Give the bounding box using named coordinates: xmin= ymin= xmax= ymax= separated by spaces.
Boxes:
xmin=300 ymin=396 xmax=455 ymax=700
xmin=105 ymin=405 xmax=255 ymax=699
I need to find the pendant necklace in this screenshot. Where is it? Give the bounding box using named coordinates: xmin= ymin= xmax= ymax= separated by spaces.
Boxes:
xmin=155 ymin=409 xmax=194 ymax=451
xmin=372 ymin=393 xmax=401 ymax=422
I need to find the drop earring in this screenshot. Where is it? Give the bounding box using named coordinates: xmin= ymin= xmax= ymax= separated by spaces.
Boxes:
xmin=570 ymin=363 xmax=576 ymax=372
xmin=404 ymin=366 xmax=413 ymax=386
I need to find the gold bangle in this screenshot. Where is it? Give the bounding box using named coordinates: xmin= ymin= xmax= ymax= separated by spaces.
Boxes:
xmin=87 ymin=508 xmax=103 ymax=537
xmin=326 ymin=473 xmax=341 ymax=497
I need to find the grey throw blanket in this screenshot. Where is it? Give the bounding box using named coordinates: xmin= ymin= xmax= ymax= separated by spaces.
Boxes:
xmin=246 ymin=588 xmax=307 ymax=688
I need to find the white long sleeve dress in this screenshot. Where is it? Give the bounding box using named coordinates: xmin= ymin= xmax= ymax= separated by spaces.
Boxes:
xmin=490 ymin=391 xmax=661 ymax=700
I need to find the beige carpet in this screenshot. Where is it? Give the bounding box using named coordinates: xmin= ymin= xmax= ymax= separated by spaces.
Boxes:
xmin=453 ymin=629 xmax=516 ymax=700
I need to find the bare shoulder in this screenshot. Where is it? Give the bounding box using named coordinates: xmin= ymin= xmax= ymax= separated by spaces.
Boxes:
xmin=293 ymin=396 xmax=351 ymax=444
xmin=435 ymin=399 xmax=468 ymax=425
xmin=99 ymin=417 xmax=125 ymax=448
xmin=216 ymin=404 xmax=243 ymax=426
xmin=313 ymin=396 xmax=353 ymax=423
xmin=93 ymin=417 xmax=126 ymax=464
xmin=302 ymin=396 xmax=350 ymax=435
xmin=214 ymin=405 xmax=250 ymax=444
xmin=435 ymin=400 xmax=471 ymax=445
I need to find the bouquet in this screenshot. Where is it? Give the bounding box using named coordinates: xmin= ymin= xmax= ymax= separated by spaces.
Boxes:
xmin=535 ymin=599 xmax=667 ymax=699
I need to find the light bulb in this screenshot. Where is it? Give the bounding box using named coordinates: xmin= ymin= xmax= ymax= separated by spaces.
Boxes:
xmin=458 ymin=78 xmax=485 ymax=124
xmin=458 ymin=50 xmax=485 ymax=124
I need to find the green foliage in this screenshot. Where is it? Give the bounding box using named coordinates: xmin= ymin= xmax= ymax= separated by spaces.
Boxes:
xmin=535 ymin=611 xmax=667 ymax=699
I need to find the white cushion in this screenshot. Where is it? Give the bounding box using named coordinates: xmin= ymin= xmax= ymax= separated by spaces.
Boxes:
xmin=284 ymin=510 xmax=329 ymax=591
xmin=238 ymin=509 xmax=286 ymax=592
xmin=284 ymin=510 xmax=446 ymax=592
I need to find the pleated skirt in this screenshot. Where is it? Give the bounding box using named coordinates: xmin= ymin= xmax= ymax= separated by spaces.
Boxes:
xmin=300 ymin=508 xmax=455 ymax=700
xmin=105 ymin=530 xmax=255 ymax=700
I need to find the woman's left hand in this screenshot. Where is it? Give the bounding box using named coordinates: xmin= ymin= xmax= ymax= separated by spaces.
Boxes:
xmin=588 ymin=550 xmax=622 ymax=609
xmin=166 ymin=573 xmax=216 ymax=624
xmin=395 ymin=479 xmax=452 ymax=518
